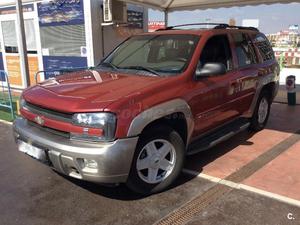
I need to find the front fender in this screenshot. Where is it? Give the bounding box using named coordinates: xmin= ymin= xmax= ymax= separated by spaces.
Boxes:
xmin=127 ymin=99 xmax=194 ymax=144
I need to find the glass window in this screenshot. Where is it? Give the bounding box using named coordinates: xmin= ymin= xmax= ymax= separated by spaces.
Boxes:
xmin=24 ymin=19 xmax=37 ymax=54
xmin=253 ymin=34 xmax=275 ymax=62
xmin=200 ymin=35 xmax=233 ymax=71
xmin=233 ymin=33 xmax=257 ymax=67
xmin=102 ymin=34 xmax=199 ymax=76
xmin=40 ymin=24 xmax=86 ymax=57
xmin=2 ymin=21 xmax=18 ymax=53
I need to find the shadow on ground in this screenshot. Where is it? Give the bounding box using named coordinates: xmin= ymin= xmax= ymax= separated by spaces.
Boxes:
xmin=59 ymin=103 xmax=300 ymax=199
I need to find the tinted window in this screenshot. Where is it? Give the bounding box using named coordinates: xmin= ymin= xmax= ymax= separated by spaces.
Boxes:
xmin=253 ymin=34 xmax=275 ymax=62
xmin=233 ymin=33 xmax=257 ymax=67
xmin=200 ymin=35 xmax=233 ymax=71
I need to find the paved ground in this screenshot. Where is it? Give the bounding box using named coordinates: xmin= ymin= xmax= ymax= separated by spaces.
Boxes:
xmin=1 ymin=103 xmax=300 ymax=225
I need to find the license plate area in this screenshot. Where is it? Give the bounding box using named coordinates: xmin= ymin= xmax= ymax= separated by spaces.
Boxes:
xmin=18 ymin=140 xmax=50 ymax=164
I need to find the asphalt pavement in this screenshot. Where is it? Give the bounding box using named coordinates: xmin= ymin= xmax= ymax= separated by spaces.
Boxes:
xmin=1 ymin=113 xmax=300 ymax=225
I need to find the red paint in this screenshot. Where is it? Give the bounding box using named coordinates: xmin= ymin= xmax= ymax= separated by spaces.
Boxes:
xmin=21 ymin=108 xmax=84 ymax=134
xmin=21 ymin=29 xmax=279 ymax=139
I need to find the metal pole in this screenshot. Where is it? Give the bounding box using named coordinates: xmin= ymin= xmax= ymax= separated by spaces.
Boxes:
xmin=164 ymin=10 xmax=168 ymax=27
xmin=16 ymin=0 xmax=30 ymax=88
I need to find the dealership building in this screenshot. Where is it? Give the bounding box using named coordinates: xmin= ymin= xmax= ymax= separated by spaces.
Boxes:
xmin=0 ymin=0 xmax=148 ymax=90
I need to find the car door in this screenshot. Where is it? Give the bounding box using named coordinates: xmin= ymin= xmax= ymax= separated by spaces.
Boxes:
xmin=228 ymin=32 xmax=259 ymax=115
xmin=188 ymin=34 xmax=239 ymax=138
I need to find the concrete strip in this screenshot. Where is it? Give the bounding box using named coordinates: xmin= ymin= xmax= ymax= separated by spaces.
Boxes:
xmin=183 ymin=169 xmax=300 ymax=208
xmin=0 ymin=119 xmax=12 ymax=125
xmin=239 ymin=184 xmax=300 ymax=208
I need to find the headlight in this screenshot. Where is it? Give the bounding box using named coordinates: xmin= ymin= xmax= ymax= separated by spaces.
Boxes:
xmin=19 ymin=96 xmax=26 ymax=109
xmin=71 ymin=113 xmax=116 ymax=142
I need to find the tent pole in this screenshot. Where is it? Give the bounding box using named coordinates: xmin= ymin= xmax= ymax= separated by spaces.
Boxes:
xmin=164 ymin=10 xmax=168 ymax=27
xmin=16 ymin=0 xmax=30 ymax=88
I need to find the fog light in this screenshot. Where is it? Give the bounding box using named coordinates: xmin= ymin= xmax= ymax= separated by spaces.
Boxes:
xmin=84 ymin=159 xmax=98 ymax=169
xmin=77 ymin=158 xmax=98 ymax=173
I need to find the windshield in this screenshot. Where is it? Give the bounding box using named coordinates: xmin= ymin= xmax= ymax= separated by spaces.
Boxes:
xmin=100 ymin=34 xmax=200 ymax=77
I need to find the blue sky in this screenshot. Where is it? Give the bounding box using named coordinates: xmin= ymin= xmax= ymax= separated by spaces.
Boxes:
xmin=148 ymin=3 xmax=300 ymax=34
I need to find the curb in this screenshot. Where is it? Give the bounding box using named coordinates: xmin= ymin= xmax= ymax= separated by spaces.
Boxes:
xmin=0 ymin=119 xmax=13 ymax=125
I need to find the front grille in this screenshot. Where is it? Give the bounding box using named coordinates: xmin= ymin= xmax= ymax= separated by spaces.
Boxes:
xmin=24 ymin=101 xmax=73 ymax=123
xmin=28 ymin=120 xmax=70 ymax=138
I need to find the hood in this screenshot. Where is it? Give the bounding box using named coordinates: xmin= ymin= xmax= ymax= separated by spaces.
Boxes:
xmin=23 ymin=69 xmax=163 ymax=113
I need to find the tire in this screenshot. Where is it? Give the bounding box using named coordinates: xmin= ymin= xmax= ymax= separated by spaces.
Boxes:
xmin=249 ymin=90 xmax=271 ymax=132
xmin=126 ymin=125 xmax=185 ymax=195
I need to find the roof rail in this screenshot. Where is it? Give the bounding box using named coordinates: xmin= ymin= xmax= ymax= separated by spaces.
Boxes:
xmin=214 ymin=24 xmax=259 ymax=31
xmin=157 ymin=23 xmax=228 ymax=31
xmin=156 ymin=23 xmax=259 ymax=32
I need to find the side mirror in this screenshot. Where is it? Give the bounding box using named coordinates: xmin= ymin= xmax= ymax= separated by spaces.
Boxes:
xmin=195 ymin=63 xmax=227 ymax=79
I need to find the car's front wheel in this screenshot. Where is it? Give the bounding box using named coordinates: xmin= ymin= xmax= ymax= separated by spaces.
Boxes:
xmin=126 ymin=125 xmax=185 ymax=195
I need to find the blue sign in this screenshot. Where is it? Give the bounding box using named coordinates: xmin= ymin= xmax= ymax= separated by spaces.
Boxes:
xmin=43 ymin=56 xmax=87 ymax=79
xmin=0 ymin=53 xmax=4 ymax=82
xmin=38 ymin=0 xmax=84 ymax=27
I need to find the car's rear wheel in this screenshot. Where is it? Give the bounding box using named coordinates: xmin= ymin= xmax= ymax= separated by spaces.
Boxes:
xmin=126 ymin=125 xmax=185 ymax=195
xmin=250 ymin=90 xmax=271 ymax=131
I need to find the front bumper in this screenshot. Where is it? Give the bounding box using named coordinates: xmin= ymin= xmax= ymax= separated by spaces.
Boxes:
xmin=13 ymin=117 xmax=138 ymax=184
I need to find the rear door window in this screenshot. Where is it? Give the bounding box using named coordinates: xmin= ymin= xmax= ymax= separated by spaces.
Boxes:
xmin=253 ymin=34 xmax=275 ymax=62
xmin=232 ymin=33 xmax=257 ymax=67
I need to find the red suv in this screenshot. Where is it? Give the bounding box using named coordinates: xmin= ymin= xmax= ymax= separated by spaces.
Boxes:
xmin=14 ymin=23 xmax=279 ymax=195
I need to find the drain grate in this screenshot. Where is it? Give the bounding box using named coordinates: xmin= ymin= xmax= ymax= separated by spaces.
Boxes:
xmin=155 ymin=184 xmax=232 ymax=225
xmin=156 ymin=130 xmax=300 ymax=225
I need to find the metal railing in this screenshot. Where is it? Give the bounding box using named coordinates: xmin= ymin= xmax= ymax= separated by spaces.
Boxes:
xmin=0 ymin=70 xmax=15 ymax=120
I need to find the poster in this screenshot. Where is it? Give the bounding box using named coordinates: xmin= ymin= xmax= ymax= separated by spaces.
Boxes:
xmin=28 ymin=56 xmax=39 ymax=85
xmin=38 ymin=0 xmax=84 ymax=27
xmin=148 ymin=21 xmax=165 ymax=32
xmin=43 ymin=56 xmax=87 ymax=79
xmin=3 ymin=55 xmax=39 ymax=86
xmin=6 ymin=55 xmax=22 ymax=86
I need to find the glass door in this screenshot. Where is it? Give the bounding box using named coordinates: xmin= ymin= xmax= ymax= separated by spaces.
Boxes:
xmin=1 ymin=19 xmax=23 ymax=87
xmin=1 ymin=18 xmax=39 ymax=87
xmin=24 ymin=19 xmax=39 ymax=85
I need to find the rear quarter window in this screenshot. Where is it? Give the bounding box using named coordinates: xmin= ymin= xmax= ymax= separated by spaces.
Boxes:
xmin=253 ymin=34 xmax=275 ymax=62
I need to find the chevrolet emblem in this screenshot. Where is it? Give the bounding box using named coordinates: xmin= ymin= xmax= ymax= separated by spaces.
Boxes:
xmin=34 ymin=116 xmax=45 ymax=126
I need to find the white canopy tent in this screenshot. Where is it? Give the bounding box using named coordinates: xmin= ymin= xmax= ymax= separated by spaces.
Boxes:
xmin=123 ymin=0 xmax=300 ymax=11
xmin=2 ymin=0 xmax=300 ymax=88
xmin=123 ymin=0 xmax=300 ymax=25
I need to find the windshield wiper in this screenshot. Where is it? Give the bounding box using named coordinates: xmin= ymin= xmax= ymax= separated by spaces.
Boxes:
xmin=99 ymin=62 xmax=119 ymax=70
xmin=120 ymin=66 xmax=160 ymax=76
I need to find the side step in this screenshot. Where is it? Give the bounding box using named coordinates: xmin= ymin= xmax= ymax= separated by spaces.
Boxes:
xmin=187 ymin=118 xmax=250 ymax=155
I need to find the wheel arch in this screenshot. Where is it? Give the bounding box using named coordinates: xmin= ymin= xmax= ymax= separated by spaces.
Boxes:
xmin=244 ymin=73 xmax=279 ymax=118
xmin=127 ymin=99 xmax=194 ymax=145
